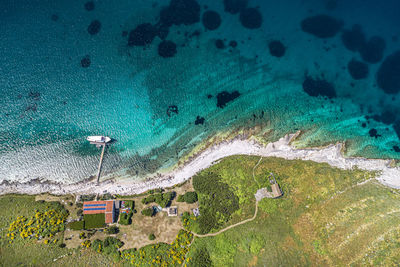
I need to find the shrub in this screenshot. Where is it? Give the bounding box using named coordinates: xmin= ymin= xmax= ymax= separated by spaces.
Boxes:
xmin=76 ymin=202 xmax=83 ymax=208
xmin=79 ymin=232 xmax=86 ymax=239
xmin=68 ymin=220 xmax=84 ymax=230
xmin=59 ymin=243 xmax=66 ymax=248
xmin=193 ymin=172 xmax=239 ymax=234
xmin=183 ymin=192 xmax=198 ymax=203
xmin=106 ymin=226 xmax=119 ymax=234
xmin=119 ymin=212 xmax=133 ymax=225
xmin=80 ymin=194 xmax=96 ymax=201
xmin=149 ymin=233 xmax=156 ymax=240
xmin=141 ymin=207 xmax=154 ymax=217
xmin=76 ymin=209 xmax=83 ymax=217
xmin=141 ymin=192 xmax=176 ymax=208
xmin=84 ymin=214 xmax=105 ymax=229
xmin=190 ymin=246 xmax=212 ymax=267
xmin=177 ymin=195 xmax=185 ymax=202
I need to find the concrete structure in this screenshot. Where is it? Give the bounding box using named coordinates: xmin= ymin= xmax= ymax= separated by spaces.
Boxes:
xmin=166 ymin=206 xmax=178 ymax=216
xmin=83 ymin=200 xmax=116 ymax=224
xmin=192 ymin=208 xmax=200 ymax=217
xmin=271 ymin=183 xmax=283 ymax=198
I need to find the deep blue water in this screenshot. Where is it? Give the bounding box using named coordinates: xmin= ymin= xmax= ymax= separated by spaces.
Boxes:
xmin=1 ymin=0 xmax=400 ymax=184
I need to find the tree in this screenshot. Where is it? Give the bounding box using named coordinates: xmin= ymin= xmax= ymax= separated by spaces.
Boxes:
xmin=141 ymin=207 xmax=154 ymax=217
xmin=106 ymin=226 xmax=119 ymax=234
xmin=191 ymin=246 xmax=212 ymax=266
xmin=177 ymin=195 xmax=185 ymax=202
xmin=76 ymin=209 xmax=83 ymax=217
xmin=184 ymin=192 xmax=198 ymax=203
xmin=148 ymin=233 xmax=156 ymax=240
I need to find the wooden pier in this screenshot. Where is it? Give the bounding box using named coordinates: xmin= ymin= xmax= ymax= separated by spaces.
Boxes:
xmin=96 ymin=144 xmax=106 ymax=184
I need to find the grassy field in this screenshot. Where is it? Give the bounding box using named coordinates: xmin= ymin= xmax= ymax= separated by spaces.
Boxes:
xmin=2 ymin=155 xmax=400 ymax=266
xmin=0 ymin=194 xmax=114 ymax=266
xmin=186 ymin=155 xmax=400 ymax=266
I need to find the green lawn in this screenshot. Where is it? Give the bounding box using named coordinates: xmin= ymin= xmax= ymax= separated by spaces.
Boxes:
xmin=84 ymin=214 xmax=105 ymax=229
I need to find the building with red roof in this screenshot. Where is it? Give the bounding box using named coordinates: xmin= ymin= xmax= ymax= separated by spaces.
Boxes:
xmin=83 ymin=200 xmax=116 ymax=224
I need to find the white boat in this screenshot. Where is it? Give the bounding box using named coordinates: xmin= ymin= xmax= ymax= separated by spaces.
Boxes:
xmin=87 ymin=136 xmax=111 ymax=144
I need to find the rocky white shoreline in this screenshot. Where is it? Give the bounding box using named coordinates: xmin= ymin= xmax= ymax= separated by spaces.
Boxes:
xmin=1 ymin=133 xmax=399 ymax=196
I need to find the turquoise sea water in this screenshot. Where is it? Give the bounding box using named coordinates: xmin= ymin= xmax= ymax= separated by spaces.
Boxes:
xmin=1 ymin=0 xmax=400 ymax=184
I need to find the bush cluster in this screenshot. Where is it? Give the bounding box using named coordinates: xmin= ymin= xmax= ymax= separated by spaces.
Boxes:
xmin=148 ymin=233 xmax=156 ymax=240
xmin=6 ymin=202 xmax=68 ymax=242
xmin=193 ymin=172 xmax=240 ymax=234
xmin=177 ymin=191 xmax=198 ymax=203
xmin=119 ymin=212 xmax=133 ymax=225
xmin=141 ymin=192 xmax=176 ymax=208
xmin=141 ymin=207 xmax=154 ymax=217
xmin=68 ymin=220 xmax=84 ymax=230
xmin=121 ymin=230 xmax=193 ymax=266
xmin=106 ymin=226 xmax=119 ymax=234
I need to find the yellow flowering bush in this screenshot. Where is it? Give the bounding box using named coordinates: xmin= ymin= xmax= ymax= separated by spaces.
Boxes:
xmin=6 ymin=203 xmax=68 ymax=243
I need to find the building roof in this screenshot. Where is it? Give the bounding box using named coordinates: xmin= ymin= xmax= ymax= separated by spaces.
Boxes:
xmin=167 ymin=206 xmax=178 ymax=216
xmin=83 ymin=200 xmax=115 ymax=223
xmin=271 ymin=183 xmax=283 ymax=198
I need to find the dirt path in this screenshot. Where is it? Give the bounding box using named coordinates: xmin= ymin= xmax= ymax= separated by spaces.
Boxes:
xmin=193 ymin=158 xmax=263 ymax=238
xmin=193 ymin=201 xmax=258 ymax=238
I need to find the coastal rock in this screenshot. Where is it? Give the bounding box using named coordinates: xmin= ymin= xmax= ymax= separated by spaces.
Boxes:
xmin=217 ymin=91 xmax=241 ymax=108
xmin=223 ymin=0 xmax=248 ymax=14
xmin=268 ymin=40 xmax=286 ymax=58
xmin=195 ymin=116 xmax=205 ymax=125
xmin=377 ymin=50 xmax=400 ymax=94
xmin=84 ymin=1 xmax=95 ymax=11
xmin=341 ymin=24 xmax=366 ymax=52
xmin=359 ymin=36 xmax=386 ymax=64
xmin=87 ymin=20 xmax=101 ymax=35
xmin=159 ymin=0 xmax=200 ymax=27
xmin=302 ymin=75 xmax=336 ymax=98
xmin=301 ymin=15 xmax=343 ymax=38
xmin=239 ymin=8 xmax=262 ymax=29
xmin=128 ymin=23 xmax=158 ymax=46
xmin=347 ymin=59 xmax=368 ymax=80
xmin=80 ymin=55 xmax=91 ymax=68
xmin=158 ymin=40 xmax=177 ymax=58
xmin=215 ymin=39 xmax=225 ymax=49
xmin=167 ymin=105 xmax=178 ymax=117
xmin=202 ymin=10 xmax=221 ymax=30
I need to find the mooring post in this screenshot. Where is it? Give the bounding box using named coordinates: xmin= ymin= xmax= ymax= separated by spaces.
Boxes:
xmin=96 ymin=144 xmax=106 ymax=184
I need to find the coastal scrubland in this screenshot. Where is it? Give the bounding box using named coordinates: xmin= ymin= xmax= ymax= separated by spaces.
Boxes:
xmin=2 ymin=156 xmax=400 ymax=266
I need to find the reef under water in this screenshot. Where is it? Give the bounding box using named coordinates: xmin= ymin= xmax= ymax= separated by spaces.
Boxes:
xmin=1 ymin=0 xmax=400 ymax=185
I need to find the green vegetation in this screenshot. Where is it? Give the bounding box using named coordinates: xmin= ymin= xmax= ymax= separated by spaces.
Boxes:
xmin=0 ymin=195 xmax=69 ymax=266
xmin=185 ymin=155 xmax=400 ymax=266
xmin=149 ymin=233 xmax=156 ymax=240
xmin=141 ymin=207 xmax=154 ymax=217
xmin=92 ymin=237 xmax=124 ymax=261
xmin=177 ymin=191 xmax=198 ymax=203
xmin=106 ymin=225 xmax=119 ymax=234
xmin=121 ymin=230 xmax=193 ymax=266
xmin=80 ymin=194 xmax=96 ymax=201
xmin=192 ymin=172 xmax=239 ymax=234
xmin=67 ymin=220 xmax=84 ymax=230
xmin=189 ymin=246 xmax=212 ymax=267
xmin=141 ymin=191 xmax=176 ymax=208
xmin=6 ymin=201 xmax=68 ymax=241
xmin=4 ymin=155 xmax=400 ymax=266
xmin=119 ymin=212 xmax=133 ymax=225
xmin=83 ymin=213 xmax=105 ymax=229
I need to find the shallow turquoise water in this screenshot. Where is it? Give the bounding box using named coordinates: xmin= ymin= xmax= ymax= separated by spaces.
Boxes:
xmin=1 ymin=0 xmax=400 ymax=184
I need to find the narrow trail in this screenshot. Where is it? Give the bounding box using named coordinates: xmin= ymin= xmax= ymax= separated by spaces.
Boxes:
xmin=192 ymin=157 xmax=262 ymax=238
xmin=193 ymin=201 xmax=259 ymax=238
